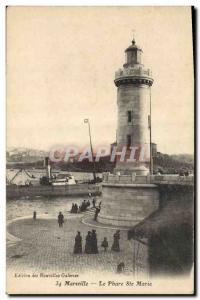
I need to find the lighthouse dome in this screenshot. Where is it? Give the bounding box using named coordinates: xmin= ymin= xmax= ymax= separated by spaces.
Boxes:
xmin=124 ymin=38 xmax=143 ymax=68
xmin=125 ymin=38 xmax=142 ymax=52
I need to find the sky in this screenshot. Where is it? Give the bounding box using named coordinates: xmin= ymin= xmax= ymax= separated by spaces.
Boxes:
xmin=7 ymin=6 xmax=194 ymax=154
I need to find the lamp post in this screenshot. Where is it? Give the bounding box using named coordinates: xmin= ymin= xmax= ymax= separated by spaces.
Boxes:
xmin=149 ymin=87 xmax=153 ymax=176
xmin=84 ymin=119 xmax=96 ymax=182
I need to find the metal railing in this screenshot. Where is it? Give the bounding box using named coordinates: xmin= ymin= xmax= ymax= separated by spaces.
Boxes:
xmin=115 ymin=67 xmax=152 ymax=80
xmin=103 ymin=173 xmax=194 ymax=185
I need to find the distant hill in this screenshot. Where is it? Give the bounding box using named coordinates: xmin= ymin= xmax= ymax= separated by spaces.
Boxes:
xmin=6 ymin=147 xmax=194 ymax=174
xmin=154 ymin=152 xmax=194 ymax=174
xmin=6 ymin=147 xmax=49 ymax=163
xmin=170 ymin=154 xmax=194 ymax=165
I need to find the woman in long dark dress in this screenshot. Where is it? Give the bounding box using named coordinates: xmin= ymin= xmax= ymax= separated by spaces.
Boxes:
xmin=74 ymin=204 xmax=78 ymax=213
xmin=73 ymin=231 xmax=82 ymax=254
xmin=111 ymin=230 xmax=120 ymax=252
xmin=70 ymin=203 xmax=75 ymax=213
xmin=85 ymin=231 xmax=92 ymax=254
xmin=91 ymin=229 xmax=98 ymax=254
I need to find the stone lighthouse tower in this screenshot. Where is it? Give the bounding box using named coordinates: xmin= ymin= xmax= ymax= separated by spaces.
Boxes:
xmin=114 ymin=38 xmax=153 ymax=175
xmin=98 ymin=38 xmax=159 ymax=227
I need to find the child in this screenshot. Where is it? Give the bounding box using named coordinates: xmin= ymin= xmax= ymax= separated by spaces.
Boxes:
xmin=101 ymin=237 xmax=108 ymax=252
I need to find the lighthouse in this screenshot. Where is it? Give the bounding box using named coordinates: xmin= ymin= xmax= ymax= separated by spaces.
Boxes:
xmin=114 ymin=38 xmax=153 ymax=175
xmin=98 ymin=38 xmax=159 ymax=227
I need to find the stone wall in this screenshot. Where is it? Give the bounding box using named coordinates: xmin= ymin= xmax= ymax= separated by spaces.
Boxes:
xmin=98 ymin=184 xmax=159 ymax=227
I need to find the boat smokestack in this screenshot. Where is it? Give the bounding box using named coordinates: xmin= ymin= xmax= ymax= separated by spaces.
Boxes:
xmin=44 ymin=157 xmax=51 ymax=178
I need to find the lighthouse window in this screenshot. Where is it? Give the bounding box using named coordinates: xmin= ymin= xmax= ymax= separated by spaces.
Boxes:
xmin=128 ymin=111 xmax=132 ymax=123
xmin=127 ymin=135 xmax=131 ymax=148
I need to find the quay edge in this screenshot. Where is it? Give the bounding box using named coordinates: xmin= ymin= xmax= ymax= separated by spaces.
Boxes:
xmin=6 ymin=183 xmax=102 ymax=199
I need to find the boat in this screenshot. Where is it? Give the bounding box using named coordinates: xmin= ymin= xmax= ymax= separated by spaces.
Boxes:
xmin=6 ymin=159 xmax=102 ymax=198
xmin=52 ymin=173 xmax=76 ymax=186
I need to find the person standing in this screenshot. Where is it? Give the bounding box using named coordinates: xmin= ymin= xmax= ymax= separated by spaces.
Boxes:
xmin=58 ymin=212 xmax=64 ymax=227
xmin=91 ymin=229 xmax=98 ymax=254
xmin=74 ymin=204 xmax=78 ymax=213
xmin=33 ymin=211 xmax=36 ymax=220
xmin=92 ymin=198 xmax=96 ymax=208
xmin=70 ymin=203 xmax=74 ymax=213
xmin=94 ymin=207 xmax=100 ymax=221
xmin=73 ymin=231 xmax=82 ymax=254
xmin=111 ymin=230 xmax=120 ymax=252
xmin=85 ymin=231 xmax=92 ymax=254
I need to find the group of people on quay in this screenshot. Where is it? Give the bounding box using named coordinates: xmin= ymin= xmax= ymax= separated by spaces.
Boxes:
xmin=70 ymin=199 xmax=91 ymax=213
xmin=73 ymin=230 xmax=120 ymax=254
xmin=33 ymin=206 xmax=120 ymax=255
xmin=70 ymin=198 xmax=102 ymax=215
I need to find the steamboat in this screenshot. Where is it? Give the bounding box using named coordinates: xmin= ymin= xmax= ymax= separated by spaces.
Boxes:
xmin=6 ymin=158 xmax=102 ymax=199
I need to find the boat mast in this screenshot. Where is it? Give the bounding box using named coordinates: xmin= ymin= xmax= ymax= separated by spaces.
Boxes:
xmin=84 ymin=119 xmax=96 ymax=182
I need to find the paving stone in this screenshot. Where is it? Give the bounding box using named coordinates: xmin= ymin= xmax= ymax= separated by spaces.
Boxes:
xmin=7 ymin=215 xmax=134 ymax=275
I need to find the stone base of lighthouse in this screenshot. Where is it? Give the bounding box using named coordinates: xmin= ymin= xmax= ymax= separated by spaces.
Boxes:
xmin=98 ymin=181 xmax=159 ymax=227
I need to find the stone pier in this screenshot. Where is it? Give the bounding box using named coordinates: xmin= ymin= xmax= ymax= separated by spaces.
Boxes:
xmin=98 ymin=174 xmax=159 ymax=227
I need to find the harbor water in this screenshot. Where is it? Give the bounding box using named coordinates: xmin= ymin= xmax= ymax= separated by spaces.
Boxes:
xmin=6 ymin=169 xmax=102 ymax=220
